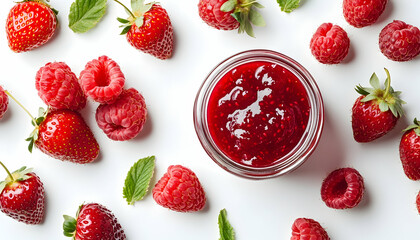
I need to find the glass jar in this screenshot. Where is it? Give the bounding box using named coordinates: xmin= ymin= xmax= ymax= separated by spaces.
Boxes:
xmin=193 ymin=49 xmax=324 ymax=179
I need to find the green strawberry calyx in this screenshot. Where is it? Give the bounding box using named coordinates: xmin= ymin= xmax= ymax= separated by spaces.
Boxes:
xmin=114 ymin=0 xmax=156 ymax=35
xmin=220 ymin=0 xmax=266 ymax=37
xmin=0 ymin=161 xmax=33 ymax=193
xmin=4 ymin=90 xmax=48 ymax=153
xmin=403 ymin=118 xmax=420 ymax=136
xmin=355 ymin=68 xmax=405 ymax=118
xmin=23 ymin=0 xmax=59 ymax=16
xmin=63 ymin=204 xmax=83 ymax=238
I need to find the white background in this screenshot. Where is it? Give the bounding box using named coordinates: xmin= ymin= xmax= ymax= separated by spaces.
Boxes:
xmin=0 ymin=0 xmax=419 ymax=239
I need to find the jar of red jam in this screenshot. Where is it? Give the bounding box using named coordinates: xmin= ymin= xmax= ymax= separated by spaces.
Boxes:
xmin=194 ymin=50 xmax=324 ymax=179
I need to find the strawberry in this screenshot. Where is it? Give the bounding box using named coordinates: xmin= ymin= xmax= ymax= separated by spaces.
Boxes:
xmin=114 ymin=0 xmax=173 ymax=60
xmin=63 ymin=203 xmax=126 ymax=240
xmin=351 ymin=68 xmax=405 ymax=142
xmin=29 ymin=109 xmax=100 ymax=164
xmin=5 ymin=90 xmax=99 ymax=163
xmin=6 ymin=0 xmax=58 ymax=53
xmin=198 ymin=0 xmax=265 ymax=37
xmin=0 ymin=162 xmax=45 ymax=224
xmin=399 ymin=118 xmax=420 ymax=180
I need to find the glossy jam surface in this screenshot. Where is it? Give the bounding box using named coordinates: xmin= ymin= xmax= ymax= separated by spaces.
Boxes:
xmin=207 ymin=61 xmax=310 ymax=167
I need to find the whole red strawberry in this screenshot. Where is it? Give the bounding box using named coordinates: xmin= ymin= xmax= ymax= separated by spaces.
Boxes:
xmin=36 ymin=62 xmax=86 ymax=111
xmin=379 ymin=20 xmax=420 ymax=62
xmin=321 ymin=168 xmax=364 ymax=209
xmin=115 ymin=0 xmax=173 ymax=60
xmin=399 ymin=118 xmax=420 ymax=180
xmin=0 ymin=86 xmax=8 ymax=119
xmin=153 ymin=165 xmax=206 ymax=212
xmin=198 ymin=0 xmax=265 ymax=37
xmin=0 ymin=162 xmax=45 ymax=224
xmin=6 ymin=0 xmax=58 ymax=52
xmin=310 ymin=23 xmax=350 ymax=64
xmin=96 ymin=88 xmax=147 ymax=141
xmin=63 ymin=203 xmax=126 ymax=240
xmin=291 ymin=218 xmax=329 ymax=240
xmin=352 ymin=68 xmax=405 ymax=142
xmin=30 ymin=109 xmax=100 ymax=164
xmin=343 ymin=0 xmax=387 ymax=28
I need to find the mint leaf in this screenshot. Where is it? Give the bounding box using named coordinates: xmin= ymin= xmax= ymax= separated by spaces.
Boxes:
xmin=69 ymin=0 xmax=107 ymax=33
xmin=123 ymin=156 xmax=155 ymax=205
xmin=277 ymin=0 xmax=301 ymax=13
xmin=219 ymin=209 xmax=235 ymax=240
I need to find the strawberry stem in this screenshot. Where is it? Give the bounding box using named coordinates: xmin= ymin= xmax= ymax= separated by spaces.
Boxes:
xmin=113 ymin=0 xmax=136 ymax=19
xmin=0 ymin=161 xmax=14 ymax=182
xmin=383 ymin=68 xmax=391 ymax=99
xmin=4 ymin=90 xmax=38 ymax=127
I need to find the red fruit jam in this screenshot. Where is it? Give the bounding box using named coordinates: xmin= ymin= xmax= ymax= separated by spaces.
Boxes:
xmin=207 ymin=61 xmax=310 ymax=167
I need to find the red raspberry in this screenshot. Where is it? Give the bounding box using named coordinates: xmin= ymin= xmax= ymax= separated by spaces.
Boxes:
xmin=152 ymin=165 xmax=206 ymax=212
xmin=95 ymin=88 xmax=147 ymax=141
xmin=0 ymin=86 xmax=8 ymax=119
xmin=321 ymin=168 xmax=364 ymax=209
xmin=198 ymin=0 xmax=240 ymax=31
xmin=417 ymin=191 xmax=420 ymax=214
xmin=291 ymin=218 xmax=330 ymax=240
xmin=343 ymin=0 xmax=387 ymax=28
xmin=79 ymin=56 xmax=125 ymax=104
xmin=310 ymin=23 xmax=350 ymax=64
xmin=379 ymin=20 xmax=420 ymax=62
xmin=35 ymin=62 xmax=86 ymax=111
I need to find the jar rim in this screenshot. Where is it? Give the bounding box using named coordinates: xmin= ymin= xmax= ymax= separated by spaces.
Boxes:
xmin=193 ymin=49 xmax=324 ymax=179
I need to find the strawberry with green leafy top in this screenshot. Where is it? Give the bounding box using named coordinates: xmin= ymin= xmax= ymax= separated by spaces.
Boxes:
xmin=0 ymin=162 xmax=45 ymax=224
xmin=198 ymin=0 xmax=265 ymax=37
xmin=115 ymin=0 xmax=173 ymax=60
xmin=352 ymin=68 xmax=405 ymax=142
xmin=6 ymin=91 xmax=99 ymax=164
xmin=399 ymin=119 xmax=420 ymax=180
xmin=63 ymin=203 xmax=126 ymax=240
xmin=6 ymin=0 xmax=58 ymax=52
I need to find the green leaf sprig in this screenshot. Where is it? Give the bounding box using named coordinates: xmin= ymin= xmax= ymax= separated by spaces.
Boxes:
xmin=123 ymin=156 xmax=155 ymax=205
xmin=218 ymin=209 xmax=235 ymax=240
xmin=277 ymin=0 xmax=301 ymax=13
xmin=68 ymin=0 xmax=107 ymax=33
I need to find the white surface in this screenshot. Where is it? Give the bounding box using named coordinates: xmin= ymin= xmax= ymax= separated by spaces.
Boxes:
xmin=0 ymin=0 xmax=419 ymax=239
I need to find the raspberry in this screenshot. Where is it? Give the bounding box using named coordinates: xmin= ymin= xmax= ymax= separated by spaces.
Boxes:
xmin=152 ymin=165 xmax=206 ymax=212
xmin=379 ymin=20 xmax=420 ymax=62
xmin=343 ymin=0 xmax=387 ymax=28
xmin=95 ymin=88 xmax=147 ymax=141
xmin=79 ymin=56 xmax=125 ymax=104
xmin=35 ymin=62 xmax=86 ymax=111
xmin=198 ymin=0 xmax=240 ymax=31
xmin=0 ymin=86 xmax=8 ymax=119
xmin=291 ymin=218 xmax=329 ymax=240
xmin=310 ymin=23 xmax=350 ymax=64
xmin=417 ymin=191 xmax=420 ymax=214
xmin=321 ymin=168 xmax=364 ymax=209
